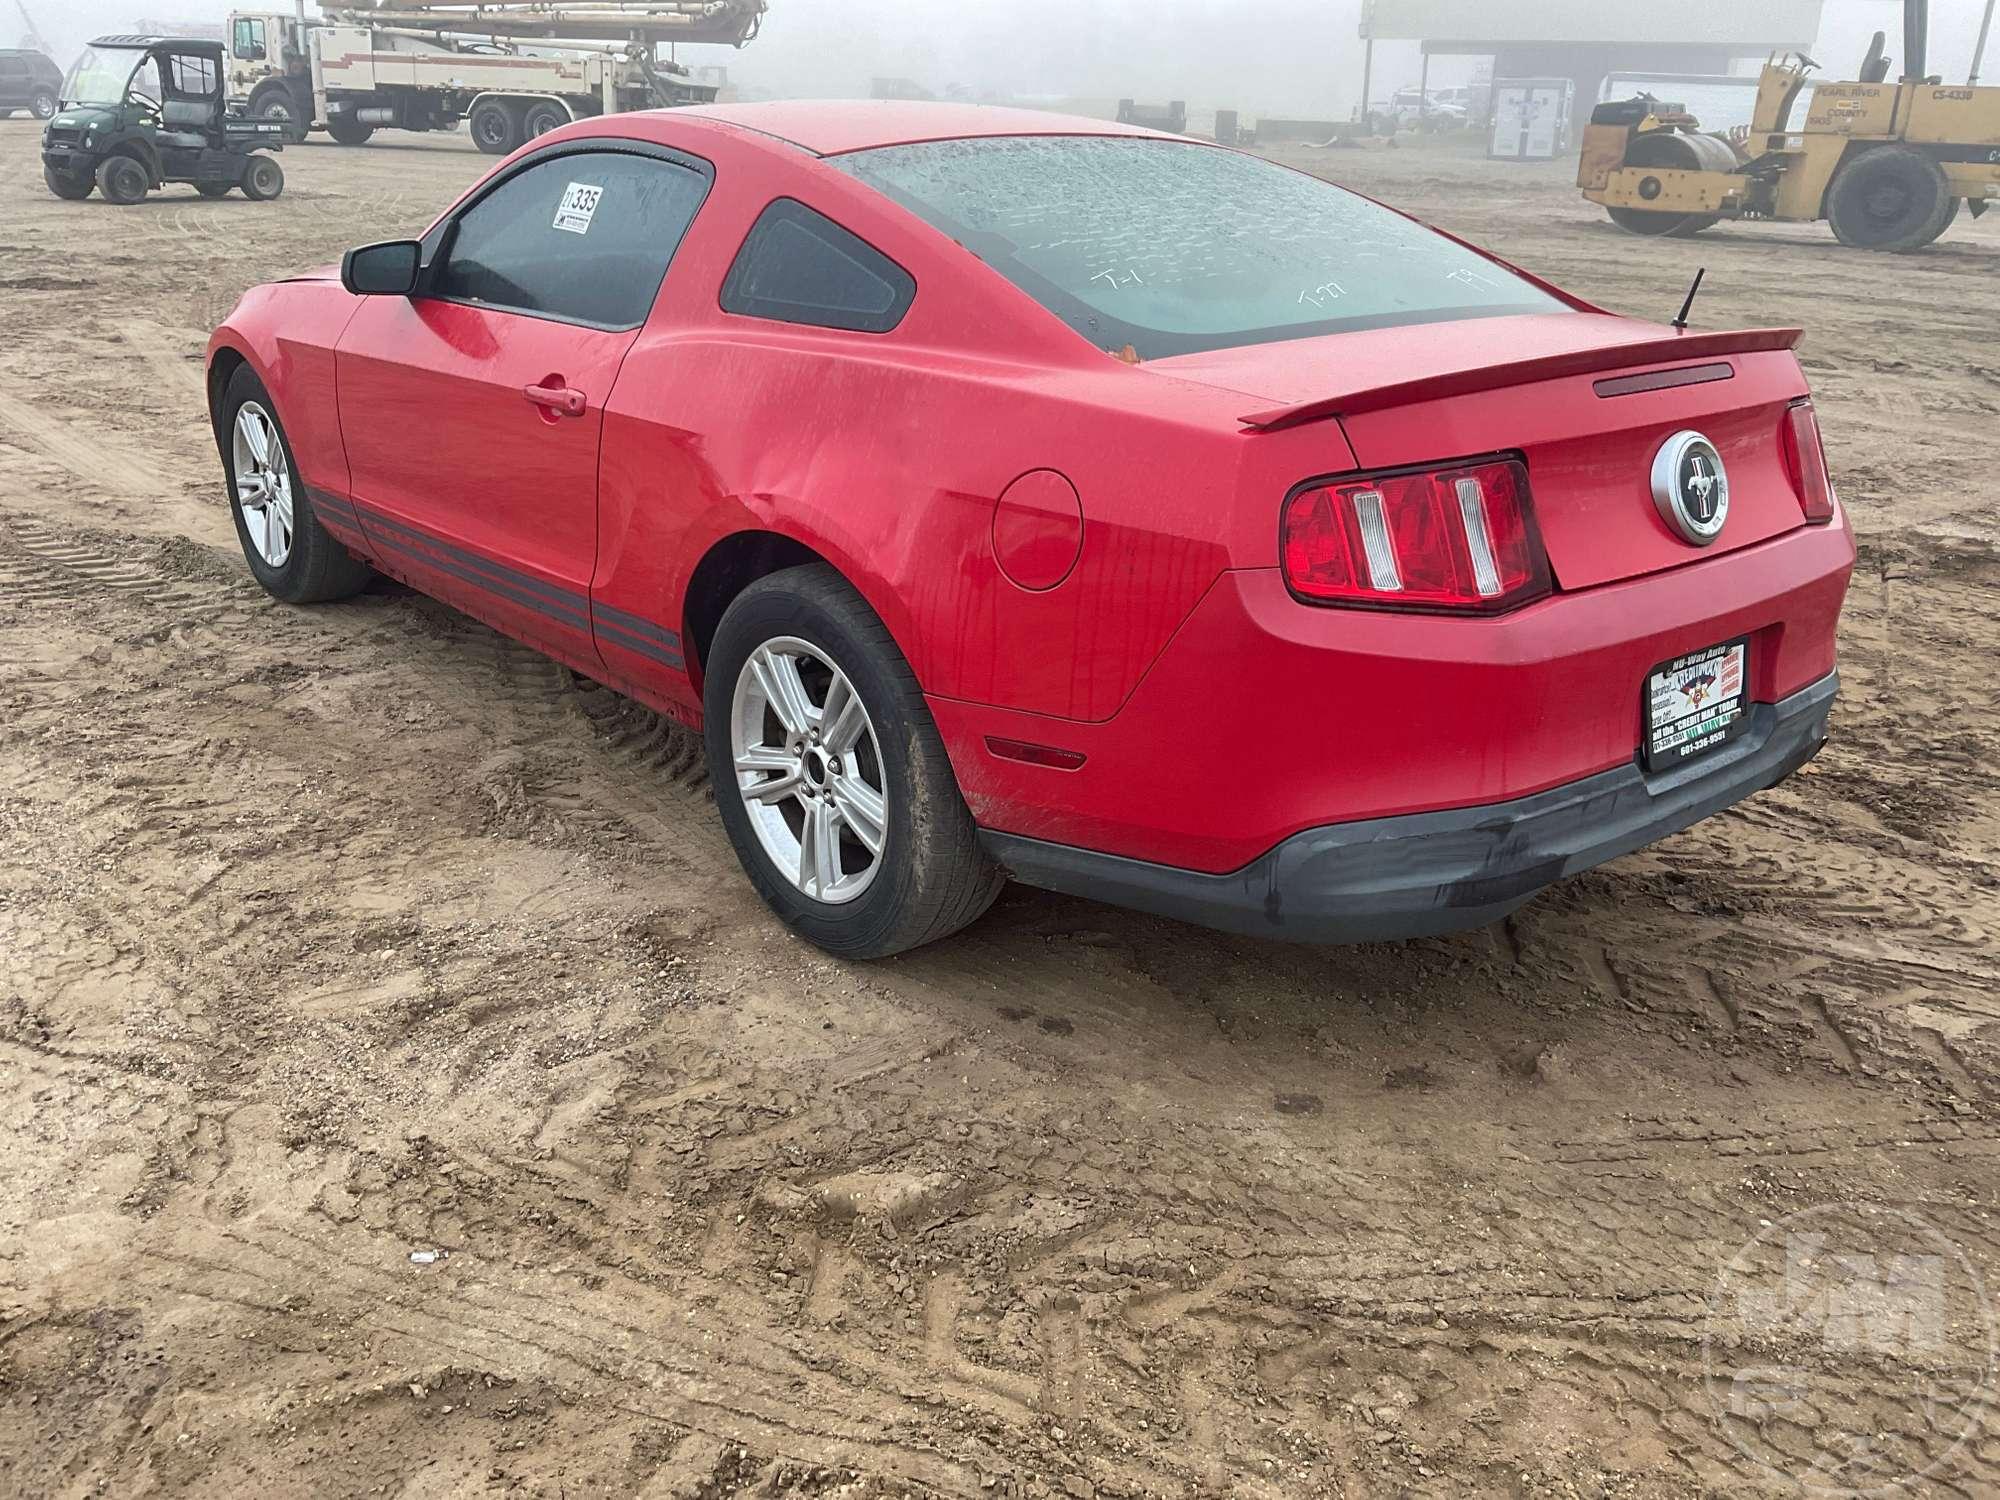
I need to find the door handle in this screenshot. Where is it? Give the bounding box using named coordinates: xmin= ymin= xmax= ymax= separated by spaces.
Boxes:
xmin=522 ymin=383 xmax=588 ymax=419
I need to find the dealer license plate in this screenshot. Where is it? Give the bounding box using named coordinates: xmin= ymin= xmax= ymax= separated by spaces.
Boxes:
xmin=1644 ymin=638 xmax=1749 ymax=771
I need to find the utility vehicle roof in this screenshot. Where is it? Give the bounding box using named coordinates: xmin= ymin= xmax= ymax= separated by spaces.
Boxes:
xmin=88 ymin=35 xmax=227 ymax=56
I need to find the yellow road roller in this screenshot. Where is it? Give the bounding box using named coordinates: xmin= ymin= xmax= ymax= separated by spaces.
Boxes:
xmin=1580 ymin=0 xmax=2000 ymax=251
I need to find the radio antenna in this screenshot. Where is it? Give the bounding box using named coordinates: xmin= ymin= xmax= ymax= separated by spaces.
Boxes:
xmin=1672 ymin=268 xmax=1707 ymax=331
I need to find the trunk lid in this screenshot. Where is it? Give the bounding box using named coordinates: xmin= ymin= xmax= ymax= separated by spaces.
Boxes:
xmin=1155 ymin=312 xmax=1814 ymax=590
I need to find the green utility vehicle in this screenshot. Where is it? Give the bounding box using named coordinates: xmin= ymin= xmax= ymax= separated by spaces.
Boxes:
xmin=41 ymin=35 xmax=286 ymax=205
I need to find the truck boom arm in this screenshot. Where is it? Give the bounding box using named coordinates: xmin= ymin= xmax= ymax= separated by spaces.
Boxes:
xmin=327 ymin=0 xmax=766 ymax=46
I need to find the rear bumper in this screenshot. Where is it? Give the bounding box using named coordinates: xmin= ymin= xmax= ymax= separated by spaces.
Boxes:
xmin=983 ymin=671 xmax=1835 ymax=943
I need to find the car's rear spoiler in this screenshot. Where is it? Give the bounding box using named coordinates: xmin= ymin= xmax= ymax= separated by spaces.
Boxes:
xmin=1237 ymin=326 xmax=1805 ymax=433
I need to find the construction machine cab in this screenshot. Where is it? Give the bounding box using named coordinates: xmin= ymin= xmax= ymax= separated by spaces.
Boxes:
xmin=1859 ymin=32 xmax=1891 ymax=84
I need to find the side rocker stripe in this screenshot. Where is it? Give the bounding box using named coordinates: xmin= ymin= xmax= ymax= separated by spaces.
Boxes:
xmin=313 ymin=488 xmax=685 ymax=669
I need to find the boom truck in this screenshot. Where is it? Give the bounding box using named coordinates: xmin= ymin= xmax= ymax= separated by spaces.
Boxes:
xmin=224 ymin=0 xmax=764 ymax=153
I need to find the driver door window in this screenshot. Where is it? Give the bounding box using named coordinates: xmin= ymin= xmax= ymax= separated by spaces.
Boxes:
xmin=233 ymin=19 xmax=267 ymax=62
xmin=430 ymin=152 xmax=708 ymax=330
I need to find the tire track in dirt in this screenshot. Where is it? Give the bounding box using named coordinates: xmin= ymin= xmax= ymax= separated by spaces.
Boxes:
xmin=5 ymin=129 xmax=2000 ymax=1500
xmin=0 ymin=384 xmax=166 ymax=500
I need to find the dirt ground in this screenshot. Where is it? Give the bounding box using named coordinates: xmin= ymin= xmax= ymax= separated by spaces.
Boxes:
xmin=2 ymin=120 xmax=1998 ymax=1499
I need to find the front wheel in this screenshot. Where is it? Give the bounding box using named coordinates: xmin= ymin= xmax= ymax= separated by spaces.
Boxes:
xmin=252 ymin=88 xmax=308 ymax=144
xmin=220 ymin=365 xmax=372 ymax=605
xmin=239 ymin=153 xmax=284 ymax=201
xmin=1607 ymin=206 xmax=1717 ymax=238
xmin=43 ymin=162 xmax=93 ymax=200
xmin=96 ymin=154 xmax=149 ymax=205
xmin=703 ymin=565 xmax=1003 ymax=958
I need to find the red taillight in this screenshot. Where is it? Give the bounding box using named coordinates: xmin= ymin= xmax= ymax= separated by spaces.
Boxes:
xmin=1780 ymin=400 xmax=1836 ymax=524
xmin=1281 ymin=458 xmax=1552 ymax=613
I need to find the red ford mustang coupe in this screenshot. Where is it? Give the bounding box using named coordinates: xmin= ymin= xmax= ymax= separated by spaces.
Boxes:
xmin=206 ymin=103 xmax=1853 ymax=958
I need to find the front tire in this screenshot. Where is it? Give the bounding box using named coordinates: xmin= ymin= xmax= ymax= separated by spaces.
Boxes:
xmin=43 ymin=162 xmax=93 ymax=200
xmin=1608 ymin=206 xmax=1717 ymax=237
xmin=704 ymin=565 xmax=1003 ymax=958
xmin=220 ymin=365 xmax=372 ymax=605
xmin=252 ymin=87 xmax=308 ymax=144
xmin=96 ymin=154 xmax=149 ymax=205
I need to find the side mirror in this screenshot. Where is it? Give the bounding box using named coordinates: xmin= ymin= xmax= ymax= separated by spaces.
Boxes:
xmin=341 ymin=239 xmax=421 ymax=297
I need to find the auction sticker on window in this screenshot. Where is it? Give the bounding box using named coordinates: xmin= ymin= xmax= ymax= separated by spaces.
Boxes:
xmin=553 ymin=182 xmax=603 ymax=235
xmin=1645 ymin=638 xmax=1748 ymax=771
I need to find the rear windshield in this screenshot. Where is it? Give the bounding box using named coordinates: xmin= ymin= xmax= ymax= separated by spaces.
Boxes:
xmin=833 ymin=136 xmax=1563 ymax=359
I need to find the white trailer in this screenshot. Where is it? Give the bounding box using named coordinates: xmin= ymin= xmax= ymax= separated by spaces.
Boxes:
xmin=226 ymin=1 xmax=763 ymax=152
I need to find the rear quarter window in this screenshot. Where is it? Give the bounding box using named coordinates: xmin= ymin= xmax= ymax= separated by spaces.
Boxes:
xmin=719 ymin=198 xmax=915 ymax=334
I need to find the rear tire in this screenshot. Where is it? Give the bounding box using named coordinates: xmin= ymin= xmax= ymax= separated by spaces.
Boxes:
xmin=703 ymin=564 xmax=1004 ymax=959
xmin=95 ymin=154 xmax=149 ymax=205
xmin=469 ymin=98 xmax=522 ymax=155
xmin=521 ymin=101 xmax=568 ymax=141
xmin=43 ymin=162 xmax=93 ymax=200
xmin=220 ymin=365 xmax=372 ymax=605
xmin=196 ymin=181 xmax=232 ymax=199
xmin=239 ymin=153 xmax=284 ymax=201
xmin=325 ymin=115 xmax=374 ymax=146
xmin=1827 ymin=146 xmax=1956 ymax=252
xmin=30 ymin=91 xmax=57 ymax=120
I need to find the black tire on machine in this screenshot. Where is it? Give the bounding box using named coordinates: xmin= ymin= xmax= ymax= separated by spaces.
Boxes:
xmin=1826 ymin=146 xmax=1958 ymax=252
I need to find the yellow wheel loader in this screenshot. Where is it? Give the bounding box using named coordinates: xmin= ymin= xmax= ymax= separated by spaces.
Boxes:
xmin=1580 ymin=0 xmax=2000 ymax=251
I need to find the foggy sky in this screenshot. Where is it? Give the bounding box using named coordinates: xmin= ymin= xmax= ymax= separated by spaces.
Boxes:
xmin=18 ymin=0 xmax=1991 ymax=118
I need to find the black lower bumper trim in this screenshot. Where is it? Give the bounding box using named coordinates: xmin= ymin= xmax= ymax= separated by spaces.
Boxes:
xmin=982 ymin=672 xmax=1837 ymax=944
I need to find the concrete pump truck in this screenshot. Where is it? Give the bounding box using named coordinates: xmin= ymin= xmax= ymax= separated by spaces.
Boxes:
xmin=224 ymin=0 xmax=764 ymax=153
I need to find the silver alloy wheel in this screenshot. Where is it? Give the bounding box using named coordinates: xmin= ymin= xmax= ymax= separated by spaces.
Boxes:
xmin=731 ymin=636 xmax=889 ymax=905
xmin=232 ymin=401 xmax=294 ymax=568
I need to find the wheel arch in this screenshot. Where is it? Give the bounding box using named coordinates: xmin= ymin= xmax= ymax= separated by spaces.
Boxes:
xmin=679 ymin=529 xmax=924 ymax=698
xmin=247 ymin=77 xmax=301 ymax=110
xmin=105 ymin=138 xmax=161 ymax=184
xmin=467 ymin=91 xmax=573 ymax=121
xmin=206 ymin=344 xmax=252 ymax=458
xmin=681 ymin=530 xmax=829 ymax=685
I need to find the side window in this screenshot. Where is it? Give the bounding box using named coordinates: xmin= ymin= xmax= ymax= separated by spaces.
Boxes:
xmin=432 ymin=152 xmax=708 ymax=329
xmin=0 ymin=59 xmax=25 ymax=81
xmin=234 ymin=19 xmax=267 ymax=62
xmin=719 ymin=198 xmax=915 ymax=334
xmin=169 ymin=54 xmax=220 ymax=96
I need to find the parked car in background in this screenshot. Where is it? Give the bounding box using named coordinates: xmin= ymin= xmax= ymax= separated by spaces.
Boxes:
xmin=0 ymin=47 xmax=63 ymax=120
xmin=1388 ymin=85 xmax=1472 ymax=131
xmin=206 ymin=103 xmax=1853 ymax=958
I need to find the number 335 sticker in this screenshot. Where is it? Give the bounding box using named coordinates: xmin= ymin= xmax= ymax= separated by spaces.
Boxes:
xmin=553 ymin=182 xmax=603 ymax=235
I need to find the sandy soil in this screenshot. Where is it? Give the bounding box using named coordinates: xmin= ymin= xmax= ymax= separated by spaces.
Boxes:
xmin=1 ymin=122 xmax=1998 ymax=1499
